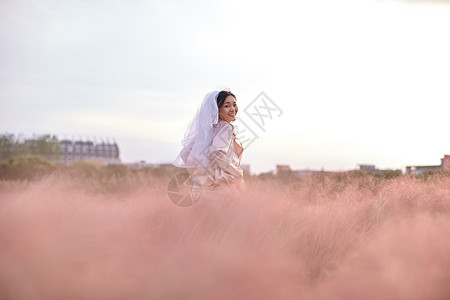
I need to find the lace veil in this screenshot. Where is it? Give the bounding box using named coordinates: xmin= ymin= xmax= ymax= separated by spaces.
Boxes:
xmin=172 ymin=91 xmax=220 ymax=169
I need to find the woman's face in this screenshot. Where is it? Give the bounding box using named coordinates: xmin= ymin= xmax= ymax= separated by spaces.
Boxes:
xmin=219 ymin=95 xmax=238 ymax=123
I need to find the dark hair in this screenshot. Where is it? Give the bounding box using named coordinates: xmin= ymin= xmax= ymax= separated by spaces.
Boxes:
xmin=216 ymin=90 xmax=236 ymax=109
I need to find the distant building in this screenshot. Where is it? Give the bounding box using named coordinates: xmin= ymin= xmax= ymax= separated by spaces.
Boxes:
xmin=276 ymin=165 xmax=292 ymax=176
xmin=405 ymin=155 xmax=450 ymax=175
xmin=359 ymin=164 xmax=376 ymax=172
xmin=276 ymin=164 xmax=328 ymax=178
xmin=405 ymin=165 xmax=440 ymax=175
xmin=441 ymin=155 xmax=450 ymax=170
xmin=0 ymin=135 xmax=121 ymax=165
xmin=357 ymin=164 xmax=401 ymax=175
xmin=292 ymin=170 xmax=317 ymax=178
xmin=59 ymin=138 xmax=120 ymax=165
xmin=123 ymin=161 xmax=156 ymax=169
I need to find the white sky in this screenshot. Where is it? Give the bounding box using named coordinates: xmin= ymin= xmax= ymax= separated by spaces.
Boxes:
xmin=1 ymin=0 xmax=450 ymax=174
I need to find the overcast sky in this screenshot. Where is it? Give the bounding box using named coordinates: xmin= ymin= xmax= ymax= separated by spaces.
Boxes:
xmin=1 ymin=0 xmax=450 ymax=174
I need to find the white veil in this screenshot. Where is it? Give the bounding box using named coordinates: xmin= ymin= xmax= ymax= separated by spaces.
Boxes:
xmin=173 ymin=91 xmax=220 ymax=169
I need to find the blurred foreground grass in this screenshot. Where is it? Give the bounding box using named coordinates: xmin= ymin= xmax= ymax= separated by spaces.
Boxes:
xmin=1 ymin=156 xmax=450 ymax=299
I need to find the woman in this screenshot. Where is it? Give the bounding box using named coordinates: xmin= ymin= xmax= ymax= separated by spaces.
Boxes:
xmin=173 ymin=90 xmax=246 ymax=201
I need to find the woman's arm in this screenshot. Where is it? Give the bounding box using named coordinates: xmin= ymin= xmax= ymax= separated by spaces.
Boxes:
xmin=210 ymin=150 xmax=244 ymax=179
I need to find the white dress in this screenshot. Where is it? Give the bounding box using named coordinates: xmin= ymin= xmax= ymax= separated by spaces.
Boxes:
xmin=191 ymin=119 xmax=246 ymax=199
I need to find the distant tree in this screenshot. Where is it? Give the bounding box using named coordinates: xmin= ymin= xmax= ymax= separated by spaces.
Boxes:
xmin=31 ymin=134 xmax=61 ymax=160
xmin=375 ymin=169 xmax=403 ymax=179
xmin=0 ymin=133 xmax=16 ymax=160
xmin=257 ymin=171 xmax=276 ymax=180
xmin=0 ymin=155 xmax=55 ymax=180
xmin=0 ymin=133 xmax=61 ymax=162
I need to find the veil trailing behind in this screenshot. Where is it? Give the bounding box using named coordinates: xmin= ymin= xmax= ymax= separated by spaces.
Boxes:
xmin=172 ymin=91 xmax=220 ymax=170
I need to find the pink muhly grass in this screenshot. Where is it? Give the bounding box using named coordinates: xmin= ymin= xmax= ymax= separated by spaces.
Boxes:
xmin=0 ymin=174 xmax=450 ymax=299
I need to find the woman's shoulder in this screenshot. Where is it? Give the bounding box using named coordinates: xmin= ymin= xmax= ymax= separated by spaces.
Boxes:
xmin=212 ymin=120 xmax=234 ymax=148
xmin=213 ymin=120 xmax=233 ymax=133
xmin=214 ymin=119 xmax=232 ymax=128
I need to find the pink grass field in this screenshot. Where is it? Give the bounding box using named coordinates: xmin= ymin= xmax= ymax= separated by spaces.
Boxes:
xmin=1 ymin=174 xmax=450 ymax=299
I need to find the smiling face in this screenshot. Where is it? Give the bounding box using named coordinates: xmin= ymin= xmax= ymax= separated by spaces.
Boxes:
xmin=219 ymin=95 xmax=238 ymax=123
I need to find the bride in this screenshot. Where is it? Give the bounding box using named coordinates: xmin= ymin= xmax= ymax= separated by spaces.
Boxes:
xmin=173 ymin=90 xmax=246 ymax=201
